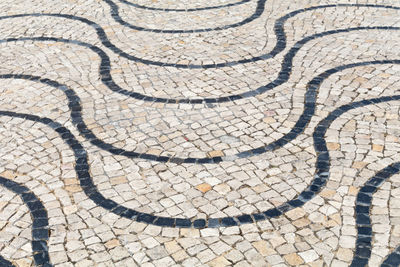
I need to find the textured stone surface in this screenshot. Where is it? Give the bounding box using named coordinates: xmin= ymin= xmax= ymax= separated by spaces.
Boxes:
xmin=0 ymin=0 xmax=400 ymax=266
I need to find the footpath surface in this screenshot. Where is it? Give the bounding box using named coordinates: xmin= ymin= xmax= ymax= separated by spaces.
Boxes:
xmin=0 ymin=0 xmax=400 ymax=266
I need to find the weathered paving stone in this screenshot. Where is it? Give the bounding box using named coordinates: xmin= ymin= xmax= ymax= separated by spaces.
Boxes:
xmin=0 ymin=0 xmax=400 ymax=265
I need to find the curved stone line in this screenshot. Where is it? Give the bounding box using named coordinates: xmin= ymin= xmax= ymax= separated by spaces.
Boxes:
xmin=95 ymin=3 xmax=400 ymax=67
xmin=381 ymin=245 xmax=400 ymax=267
xmin=119 ymin=0 xmax=251 ymax=12
xmin=1 ymin=4 xmax=398 ymax=71
xmin=0 ymin=256 xmax=14 ymax=267
xmin=350 ymin=160 xmax=400 ymax=266
xmin=1 ymin=60 xmax=397 ymax=228
xmin=314 ymin=100 xmax=400 ymax=267
xmin=0 ymin=60 xmax=389 ymax=164
xmin=0 ymin=73 xmax=222 ymax=164
xmin=0 ymin=176 xmax=51 ymax=266
xmin=0 ymin=40 xmax=398 ymax=164
xmin=0 ymin=110 xmax=294 ymax=228
xmin=105 ymin=1 xmax=400 ymax=35
xmin=103 ymin=0 xmax=266 ymax=33
xmin=1 ymin=26 xmax=399 ymax=107
xmin=349 ymin=162 xmax=400 ymax=267
xmin=0 ymin=110 xmax=229 ymax=228
xmin=0 ymin=10 xmax=269 ymax=70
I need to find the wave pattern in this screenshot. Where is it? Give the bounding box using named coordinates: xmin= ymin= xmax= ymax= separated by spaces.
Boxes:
xmin=0 ymin=0 xmax=400 ymax=265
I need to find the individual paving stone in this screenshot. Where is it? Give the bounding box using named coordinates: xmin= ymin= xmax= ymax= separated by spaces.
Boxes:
xmin=195 ymin=183 xmax=212 ymax=194
xmin=284 ymin=253 xmax=304 ymax=265
xmin=299 ymin=250 xmax=320 ymax=263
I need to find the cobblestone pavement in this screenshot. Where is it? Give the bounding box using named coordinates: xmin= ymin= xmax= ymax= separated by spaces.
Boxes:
xmin=0 ymin=0 xmax=400 ymax=266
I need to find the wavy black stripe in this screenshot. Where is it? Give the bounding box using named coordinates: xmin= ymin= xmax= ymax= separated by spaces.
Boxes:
xmin=0 ymin=256 xmax=14 ymax=267
xmin=0 ymin=176 xmax=51 ymax=266
xmin=381 ymin=245 xmax=400 ymax=267
xmin=119 ymin=0 xmax=251 ymax=12
xmin=0 ymin=74 xmax=220 ymax=164
xmin=310 ymin=95 xmax=400 ymax=266
xmin=101 ymin=3 xmax=400 ymax=69
xmin=349 ymin=162 xmax=400 ymax=267
xmin=0 ymin=110 xmax=284 ymax=228
xmin=105 ymin=1 xmax=400 ymax=35
xmin=0 ymin=57 xmax=398 ymax=165
xmin=0 ymin=26 xmax=398 ymax=106
xmin=103 ymin=0 xmax=266 ymax=33
xmin=242 ymin=66 xmax=400 ymax=229
xmin=2 ymin=4 xmax=397 ymax=70
xmin=0 ymin=110 xmax=217 ymax=228
xmin=1 ymin=60 xmax=398 ymax=228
